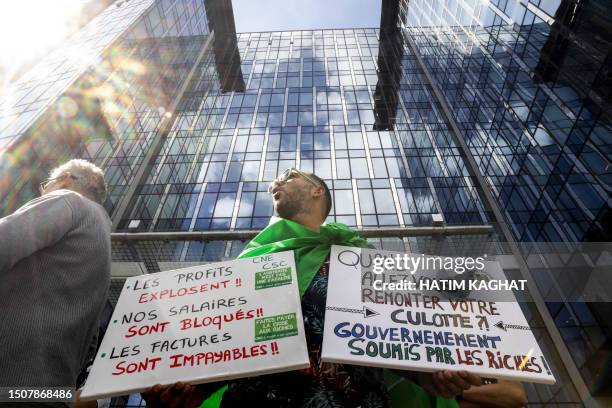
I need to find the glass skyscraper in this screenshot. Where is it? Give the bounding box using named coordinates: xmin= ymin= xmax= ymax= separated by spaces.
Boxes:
xmin=0 ymin=0 xmax=609 ymax=406
xmin=404 ymin=0 xmax=611 ymax=404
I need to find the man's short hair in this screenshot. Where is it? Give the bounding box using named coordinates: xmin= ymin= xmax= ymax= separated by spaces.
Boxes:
xmin=306 ymin=172 xmax=332 ymax=218
xmin=50 ymin=159 xmax=107 ymax=204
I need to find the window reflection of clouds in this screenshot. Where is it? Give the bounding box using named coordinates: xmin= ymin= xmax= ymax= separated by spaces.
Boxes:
xmin=213 ymin=193 xmax=236 ymax=218
xmin=238 ymin=191 xmax=256 ymax=217
xmin=107 ymin=27 xmax=492 ymax=233
xmin=253 ymin=192 xmax=272 ymax=217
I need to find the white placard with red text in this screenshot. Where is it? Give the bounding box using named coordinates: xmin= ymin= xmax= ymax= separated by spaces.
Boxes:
xmin=81 ymin=251 xmax=309 ymax=400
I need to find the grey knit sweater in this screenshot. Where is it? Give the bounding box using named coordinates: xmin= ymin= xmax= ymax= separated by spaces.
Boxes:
xmin=0 ymin=189 xmax=111 ymax=404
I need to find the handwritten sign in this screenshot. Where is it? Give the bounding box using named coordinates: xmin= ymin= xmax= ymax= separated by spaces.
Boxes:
xmin=321 ymin=246 xmax=555 ymax=384
xmin=81 ymin=251 xmax=309 ymax=400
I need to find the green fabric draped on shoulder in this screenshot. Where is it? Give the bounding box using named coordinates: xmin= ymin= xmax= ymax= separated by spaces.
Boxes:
xmin=201 ymin=217 xmax=369 ymax=408
xmin=237 ymin=217 xmax=370 ymax=296
xmin=201 ymin=218 xmax=458 ymax=408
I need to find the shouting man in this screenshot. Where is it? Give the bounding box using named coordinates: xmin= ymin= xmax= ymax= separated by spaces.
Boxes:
xmin=143 ymin=168 xmax=484 ymax=408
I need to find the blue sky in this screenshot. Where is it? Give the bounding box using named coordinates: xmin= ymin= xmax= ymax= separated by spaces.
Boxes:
xmin=231 ymin=0 xmax=382 ymax=33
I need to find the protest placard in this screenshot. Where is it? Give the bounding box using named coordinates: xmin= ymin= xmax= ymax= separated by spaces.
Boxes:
xmin=321 ymin=245 xmax=556 ymax=384
xmin=81 ymin=251 xmax=309 ymax=400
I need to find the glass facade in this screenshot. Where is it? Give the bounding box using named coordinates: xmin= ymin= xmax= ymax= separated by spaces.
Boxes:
xmin=0 ymin=0 xmax=610 ymax=406
xmin=0 ymin=0 xmax=210 ymax=216
xmin=114 ymin=27 xmax=491 ymax=234
xmin=405 ymin=0 xmax=610 ymax=243
xmin=405 ymin=0 xmax=612 ymax=402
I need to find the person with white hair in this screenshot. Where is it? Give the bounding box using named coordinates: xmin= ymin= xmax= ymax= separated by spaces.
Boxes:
xmin=0 ymin=159 xmax=111 ymax=407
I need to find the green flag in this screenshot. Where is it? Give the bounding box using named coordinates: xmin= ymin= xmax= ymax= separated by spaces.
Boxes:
xmin=201 ymin=217 xmax=369 ymax=408
xmin=202 ymin=217 xmax=458 ymax=408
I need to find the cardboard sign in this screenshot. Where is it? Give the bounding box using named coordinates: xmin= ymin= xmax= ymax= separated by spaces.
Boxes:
xmin=321 ymin=246 xmax=555 ymax=384
xmin=81 ymin=251 xmax=309 ymax=400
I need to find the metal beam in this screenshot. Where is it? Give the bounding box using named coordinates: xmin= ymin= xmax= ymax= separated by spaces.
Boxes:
xmin=111 ymin=224 xmax=494 ymax=242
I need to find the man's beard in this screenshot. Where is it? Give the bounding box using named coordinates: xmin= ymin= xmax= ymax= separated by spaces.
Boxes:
xmin=274 ymin=188 xmax=308 ymax=219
